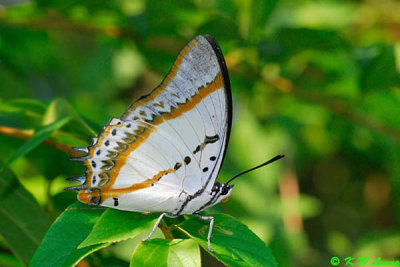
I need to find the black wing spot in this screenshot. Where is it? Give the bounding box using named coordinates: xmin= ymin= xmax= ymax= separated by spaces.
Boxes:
xmin=112 ymin=129 xmax=117 ymax=136
xmin=91 ymin=161 xmax=97 ymax=168
xmin=92 ymin=176 xmax=97 ymax=184
xmin=113 ymin=197 xmax=119 ymax=207
xmin=210 ymin=156 xmax=216 ymax=161
xmin=96 ymin=150 xmax=101 ymax=156
xmin=174 ymin=162 xmax=182 ymax=171
xmin=205 ymin=134 xmax=219 ymax=144
xmin=127 ymin=123 xmax=131 ymax=128
xmin=105 ymin=140 xmax=110 ymax=146
xmin=203 ymin=167 xmax=209 ymax=172
xmin=193 ymin=145 xmax=201 ymax=154
xmin=184 ymin=156 xmax=191 ymax=165
xmin=193 ymin=135 xmax=219 ymax=154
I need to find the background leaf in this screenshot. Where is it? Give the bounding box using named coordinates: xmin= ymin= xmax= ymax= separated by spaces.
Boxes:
xmin=0 ymin=163 xmax=49 ymax=266
xmin=359 ymin=45 xmax=400 ymax=92
xmin=5 ymin=116 xmax=70 ymax=166
xmin=248 ymin=0 xmax=278 ymax=41
xmin=43 ymin=98 xmax=97 ymax=139
xmin=0 ymin=99 xmax=46 ymax=123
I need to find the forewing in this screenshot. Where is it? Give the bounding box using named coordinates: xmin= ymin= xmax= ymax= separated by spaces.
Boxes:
xmin=121 ymin=35 xmax=231 ymax=194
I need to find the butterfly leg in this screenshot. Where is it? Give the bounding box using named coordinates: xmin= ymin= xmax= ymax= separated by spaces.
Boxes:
xmin=194 ymin=214 xmax=214 ymax=252
xmin=142 ymin=212 xmax=167 ymax=242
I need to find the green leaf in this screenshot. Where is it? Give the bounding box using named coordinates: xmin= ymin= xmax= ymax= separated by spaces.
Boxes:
xmin=6 ymin=116 xmax=70 ymax=166
xmin=131 ymin=239 xmax=169 ymax=267
xmin=361 ymin=91 xmax=400 ymax=129
xmin=248 ymin=0 xmax=278 ymax=41
xmin=30 ymin=202 xmax=108 ymax=267
xmin=177 ymin=214 xmax=278 ymax=267
xmin=0 ymin=99 xmax=47 ymax=133
xmin=43 ymin=98 xmax=96 ymax=139
xmin=198 ymin=16 xmax=239 ymax=41
xmin=0 ymin=252 xmax=23 ymax=267
xmin=278 ymin=28 xmax=347 ymax=53
xmin=79 ymin=209 xmax=158 ymax=248
xmin=360 ymin=45 xmax=400 ymax=92
xmin=167 ymin=239 xmax=200 ymax=267
xmin=0 ymin=163 xmax=49 ymax=266
xmin=259 ymin=28 xmax=348 ymax=62
xmin=0 ymin=99 xmax=47 ymax=118
xmin=130 ymin=239 xmax=200 ymax=267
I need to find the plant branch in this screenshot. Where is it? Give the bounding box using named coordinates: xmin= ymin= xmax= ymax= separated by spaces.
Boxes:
xmin=0 ymin=10 xmax=140 ymax=41
xmin=159 ymin=223 xmax=173 ymax=241
xmin=0 ymin=126 xmax=82 ymax=156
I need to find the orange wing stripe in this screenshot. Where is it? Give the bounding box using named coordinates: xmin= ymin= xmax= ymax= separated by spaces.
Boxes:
xmin=78 ymin=168 xmax=174 ymax=203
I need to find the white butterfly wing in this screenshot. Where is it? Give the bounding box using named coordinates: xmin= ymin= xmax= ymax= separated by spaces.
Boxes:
xmin=72 ymin=35 xmax=232 ymax=215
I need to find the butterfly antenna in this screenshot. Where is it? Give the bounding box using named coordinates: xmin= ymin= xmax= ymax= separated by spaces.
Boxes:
xmin=226 ymin=155 xmax=285 ymax=185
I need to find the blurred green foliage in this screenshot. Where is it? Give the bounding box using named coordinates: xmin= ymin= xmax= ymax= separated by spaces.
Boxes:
xmin=1 ymin=0 xmax=400 ymax=266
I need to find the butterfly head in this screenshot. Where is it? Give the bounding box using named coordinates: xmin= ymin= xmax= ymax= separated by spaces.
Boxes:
xmin=211 ymin=182 xmax=234 ymax=203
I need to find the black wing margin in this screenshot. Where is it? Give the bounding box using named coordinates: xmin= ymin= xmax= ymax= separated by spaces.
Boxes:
xmin=203 ymin=34 xmax=232 ymax=176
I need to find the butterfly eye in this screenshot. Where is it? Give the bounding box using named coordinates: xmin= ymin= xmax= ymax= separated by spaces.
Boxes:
xmin=212 ymin=182 xmax=221 ymax=192
xmin=221 ymin=185 xmax=229 ymax=195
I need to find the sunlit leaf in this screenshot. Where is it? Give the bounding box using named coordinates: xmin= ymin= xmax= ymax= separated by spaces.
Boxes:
xmin=43 ymin=98 xmax=96 ymax=139
xmin=130 ymin=239 xmax=169 ymax=267
xmin=79 ymin=209 xmax=158 ymax=248
xmin=167 ymin=239 xmax=200 ymax=267
xmin=0 ymin=99 xmax=47 ymax=129
xmin=130 ymin=239 xmax=200 ymax=267
xmin=0 ymin=99 xmax=46 ymax=118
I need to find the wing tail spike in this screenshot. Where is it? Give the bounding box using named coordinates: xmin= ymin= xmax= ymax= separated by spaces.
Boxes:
xmin=71 ymin=147 xmax=89 ymax=154
xmin=69 ymin=156 xmax=89 ymax=162
xmin=64 ymin=185 xmax=87 ymax=191
xmin=91 ymin=137 xmax=99 ymax=146
xmin=66 ymin=175 xmax=86 ymax=183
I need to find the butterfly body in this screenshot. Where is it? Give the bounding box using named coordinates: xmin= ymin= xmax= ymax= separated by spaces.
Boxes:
xmin=68 ymin=35 xmax=233 ymax=250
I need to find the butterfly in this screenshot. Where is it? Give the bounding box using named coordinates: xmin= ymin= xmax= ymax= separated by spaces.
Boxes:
xmin=66 ymin=34 xmax=283 ymax=251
